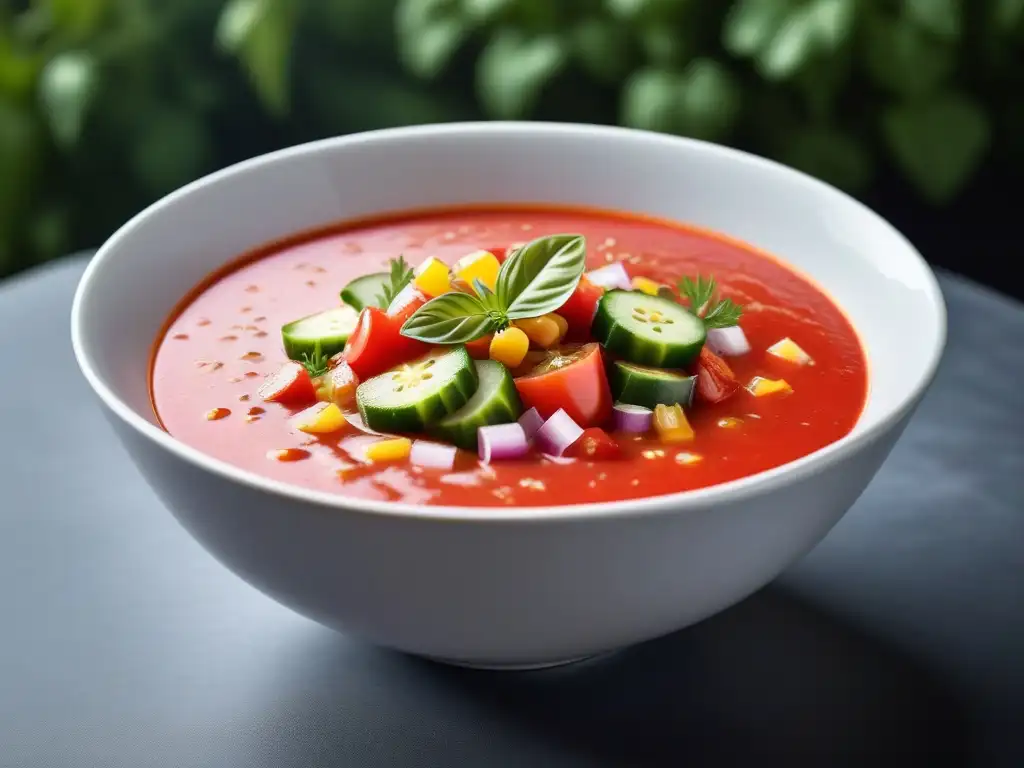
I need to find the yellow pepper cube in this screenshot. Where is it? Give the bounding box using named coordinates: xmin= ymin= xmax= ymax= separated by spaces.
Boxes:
xmin=453 ymin=250 xmax=501 ymax=293
xmin=292 ymin=402 xmax=347 ymax=434
xmin=766 ymin=337 xmax=813 ymax=365
xmin=413 ymin=257 xmax=452 ymax=298
xmin=631 ymin=276 xmax=662 ymax=296
xmin=514 ymin=315 xmax=561 ymax=349
xmin=550 ymin=313 xmax=569 ymax=340
xmin=366 ymin=437 xmax=412 ymax=463
xmin=489 ymin=326 xmax=530 ymax=368
xmin=654 ymin=403 xmax=695 ymax=443
xmin=746 ymin=376 xmax=793 ymax=397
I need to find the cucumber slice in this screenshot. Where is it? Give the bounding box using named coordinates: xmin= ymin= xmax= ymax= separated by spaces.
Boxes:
xmin=592 ymin=289 xmax=706 ymax=367
xmin=356 ymin=346 xmax=478 ymax=433
xmin=610 ymin=360 xmax=696 ymax=409
xmin=430 ymin=360 xmax=523 ymax=449
xmin=340 ymin=272 xmax=389 ymax=310
xmin=282 ymin=306 xmax=359 ymax=361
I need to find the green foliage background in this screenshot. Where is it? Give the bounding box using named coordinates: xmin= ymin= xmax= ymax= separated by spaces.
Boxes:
xmin=0 ymin=0 xmax=1021 ymax=278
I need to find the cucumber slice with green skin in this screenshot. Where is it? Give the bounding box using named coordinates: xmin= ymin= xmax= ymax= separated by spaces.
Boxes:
xmin=610 ymin=360 xmax=696 ymax=410
xmin=592 ymin=289 xmax=706 ymax=368
xmin=357 ymin=346 xmax=479 ymax=433
xmin=282 ymin=306 xmax=359 ymax=361
xmin=430 ymin=360 xmax=523 ymax=449
xmin=339 ymin=272 xmax=389 ymax=310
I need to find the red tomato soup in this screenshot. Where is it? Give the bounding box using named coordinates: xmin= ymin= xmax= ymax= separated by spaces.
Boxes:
xmin=150 ymin=206 xmax=867 ymax=508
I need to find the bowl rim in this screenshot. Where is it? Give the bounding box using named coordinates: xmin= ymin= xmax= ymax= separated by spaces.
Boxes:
xmin=70 ymin=121 xmax=947 ymax=523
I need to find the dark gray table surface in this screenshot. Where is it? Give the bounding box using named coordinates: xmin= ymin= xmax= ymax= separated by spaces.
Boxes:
xmin=1 ymin=255 xmax=1022 ymax=767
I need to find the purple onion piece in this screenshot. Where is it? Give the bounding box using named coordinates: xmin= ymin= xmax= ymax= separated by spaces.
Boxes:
xmin=586 ymin=262 xmax=631 ymax=291
xmin=517 ymin=407 xmax=544 ymax=440
xmin=534 ymin=409 xmax=584 ymax=457
xmin=409 ymin=440 xmax=458 ymax=470
xmin=612 ymin=402 xmax=653 ymax=433
xmin=706 ymin=325 xmax=750 ymax=356
xmin=478 ymin=423 xmax=530 ymax=464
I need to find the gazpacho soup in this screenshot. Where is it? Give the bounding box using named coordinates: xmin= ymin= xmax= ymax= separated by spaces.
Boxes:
xmin=151 ymin=206 xmax=867 ymax=508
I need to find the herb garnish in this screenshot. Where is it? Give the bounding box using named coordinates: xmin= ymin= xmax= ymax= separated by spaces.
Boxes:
xmin=400 ymin=234 xmax=586 ymax=344
xmin=678 ymin=274 xmax=743 ymax=329
xmin=375 ymin=255 xmax=415 ymax=309
xmin=299 ymin=341 xmax=331 ymax=378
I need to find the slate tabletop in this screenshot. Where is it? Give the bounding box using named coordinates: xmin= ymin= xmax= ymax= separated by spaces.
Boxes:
xmin=1 ymin=254 xmax=1022 ymax=767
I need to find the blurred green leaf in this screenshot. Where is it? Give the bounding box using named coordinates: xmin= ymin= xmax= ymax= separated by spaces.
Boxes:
xmin=396 ymin=0 xmax=467 ymax=79
xmin=571 ymin=17 xmax=631 ymax=83
xmin=621 ymin=67 xmax=678 ymax=132
xmin=993 ymin=0 xmax=1024 ymax=31
xmin=677 ymin=58 xmax=741 ymax=141
xmin=722 ymin=0 xmax=789 ymax=57
xmin=27 ymin=203 xmax=69 ymax=261
xmin=38 ymin=50 xmax=96 ymax=147
xmin=607 ymin=0 xmax=686 ymax=23
xmin=902 ymin=0 xmax=960 ymax=41
xmin=0 ymin=37 xmax=39 ymax=102
xmin=476 ymin=29 xmax=566 ymax=118
xmin=638 ymin=24 xmax=687 ymax=66
xmin=46 ymin=0 xmax=110 ymax=38
xmin=757 ymin=6 xmax=817 ymax=80
xmin=882 ymin=92 xmax=990 ymax=203
xmin=0 ymin=101 xmax=41 ymax=271
xmin=464 ymin=0 xmax=513 ymax=24
xmin=131 ymin=106 xmax=212 ymax=195
xmin=807 ymin=0 xmax=855 ymax=49
xmin=780 ymin=126 xmax=873 ymax=190
xmin=217 ymin=0 xmax=296 ymax=115
xmin=862 ymin=14 xmax=953 ymax=97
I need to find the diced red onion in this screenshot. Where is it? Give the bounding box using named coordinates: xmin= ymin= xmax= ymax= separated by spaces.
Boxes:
xmin=518 ymin=407 xmax=544 ymax=439
xmin=586 ymin=262 xmax=631 ymax=291
xmin=410 ymin=440 xmax=458 ymax=470
xmin=534 ymin=409 xmax=584 ymax=457
xmin=706 ymin=325 xmax=750 ymax=356
xmin=613 ymin=402 xmax=653 ymax=433
xmin=478 ymin=423 xmax=530 ymax=463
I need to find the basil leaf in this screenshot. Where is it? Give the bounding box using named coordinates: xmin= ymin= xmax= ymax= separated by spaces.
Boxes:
xmin=496 ymin=233 xmax=586 ymax=320
xmin=400 ymin=292 xmax=498 ymax=343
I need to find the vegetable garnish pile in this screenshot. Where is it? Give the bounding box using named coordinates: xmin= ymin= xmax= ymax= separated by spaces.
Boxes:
xmin=258 ymin=234 xmax=813 ymax=470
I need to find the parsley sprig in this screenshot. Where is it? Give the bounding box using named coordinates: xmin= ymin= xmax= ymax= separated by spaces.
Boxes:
xmin=374 ymin=255 xmax=415 ymax=309
xmin=678 ymin=274 xmax=743 ymax=329
xmin=299 ymin=341 xmax=330 ymax=378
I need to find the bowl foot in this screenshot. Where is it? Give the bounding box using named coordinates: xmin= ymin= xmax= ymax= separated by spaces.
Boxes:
xmin=422 ymin=651 xmax=613 ymax=671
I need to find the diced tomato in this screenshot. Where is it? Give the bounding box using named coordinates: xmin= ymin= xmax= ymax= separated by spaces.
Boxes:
xmin=513 ymin=343 xmax=613 ymax=428
xmin=344 ymin=291 xmax=429 ymax=380
xmin=489 ymin=246 xmax=508 ymax=263
xmin=259 ymin=362 xmax=316 ymax=405
xmin=567 ymin=428 xmax=622 ymax=460
xmin=694 ymin=346 xmax=741 ymax=404
xmin=556 ymin=276 xmax=605 ymax=339
xmin=465 ymin=335 xmax=493 ymax=360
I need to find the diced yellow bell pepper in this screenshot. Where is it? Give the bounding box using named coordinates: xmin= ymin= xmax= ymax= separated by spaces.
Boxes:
xmin=654 ymin=403 xmax=695 ymax=443
xmin=632 ymin=276 xmax=662 ymax=296
xmin=489 ymin=326 xmax=530 ymax=368
xmin=452 ymin=250 xmax=501 ymax=293
xmin=514 ymin=315 xmax=561 ymax=349
xmin=746 ymin=376 xmax=792 ymax=397
xmin=366 ymin=437 xmax=412 ymax=463
xmin=766 ymin=337 xmax=813 ymax=365
xmin=550 ymin=313 xmax=569 ymax=340
xmin=292 ymin=402 xmax=347 ymax=434
xmin=413 ymin=257 xmax=452 ymax=298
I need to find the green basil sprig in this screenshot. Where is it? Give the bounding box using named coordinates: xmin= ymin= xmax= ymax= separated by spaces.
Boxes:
xmin=400 ymin=233 xmax=586 ymax=344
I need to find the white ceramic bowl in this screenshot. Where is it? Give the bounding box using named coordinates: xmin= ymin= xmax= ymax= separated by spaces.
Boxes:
xmin=71 ymin=123 xmax=945 ymax=669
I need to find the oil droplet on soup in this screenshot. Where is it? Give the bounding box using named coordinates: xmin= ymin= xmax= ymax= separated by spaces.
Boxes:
xmin=268 ymin=448 xmax=311 ymax=462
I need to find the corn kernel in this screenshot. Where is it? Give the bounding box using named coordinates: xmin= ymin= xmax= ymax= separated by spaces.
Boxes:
xmin=366 ymin=437 xmax=412 ymax=463
xmin=746 ymin=376 xmax=793 ymax=397
xmin=766 ymin=337 xmax=813 ymax=365
xmin=413 ymin=257 xmax=452 ymax=297
xmin=631 ymin=276 xmax=662 ymax=296
xmin=452 ymin=250 xmax=500 ymax=292
xmin=489 ymin=326 xmax=530 ymax=368
xmin=514 ymin=315 xmax=561 ymax=349
xmin=654 ymin=403 xmax=695 ymax=443
xmin=292 ymin=402 xmax=347 ymax=434
xmin=550 ymin=313 xmax=569 ymax=339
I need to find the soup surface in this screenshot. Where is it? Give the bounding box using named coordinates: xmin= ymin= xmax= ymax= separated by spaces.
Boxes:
xmin=151 ymin=206 xmax=867 ymax=507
